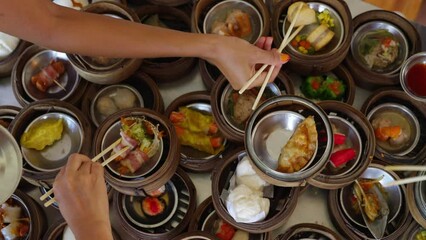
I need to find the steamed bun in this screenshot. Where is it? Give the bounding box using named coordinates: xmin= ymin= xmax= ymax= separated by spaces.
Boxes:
xmin=0 ymin=32 xmax=19 ymax=60
xmin=235 ymin=156 xmax=269 ymax=192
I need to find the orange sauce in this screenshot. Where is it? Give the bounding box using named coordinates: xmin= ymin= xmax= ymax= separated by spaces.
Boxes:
xmin=70 ymin=0 xmax=83 ymax=9
xmin=406 ymin=63 xmax=426 ymax=97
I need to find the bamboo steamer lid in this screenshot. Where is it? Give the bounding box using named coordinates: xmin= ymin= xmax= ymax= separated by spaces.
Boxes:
xmin=0 ymin=40 xmax=30 ymax=78
xmin=133 ymin=5 xmax=197 ymax=83
xmin=344 ymin=10 xmax=422 ymax=90
xmin=9 ymin=100 xmax=92 ymax=187
xmin=271 ymin=0 xmax=353 ymax=74
xmin=189 ymin=196 xmax=271 ymax=239
xmin=210 ymin=71 xmax=294 ymax=143
xmin=327 ymin=163 xmax=412 ymax=240
xmin=165 ymin=91 xmax=239 ymax=172
xmin=80 ymin=71 xmax=164 ymax=127
xmin=361 ymin=88 xmax=426 ymax=165
xmin=114 ymin=168 xmax=197 ymax=239
xmin=93 ymin=108 xmax=180 ymax=193
xmin=11 ymin=44 xmax=88 ymax=107
xmin=275 ymin=223 xmax=343 ymax=240
xmin=309 ymin=101 xmax=375 ymax=189
xmin=211 ymin=150 xmax=300 ymax=233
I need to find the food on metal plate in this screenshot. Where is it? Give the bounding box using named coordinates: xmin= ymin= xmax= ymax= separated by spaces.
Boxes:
xmin=31 ymin=60 xmax=65 ymax=92
xmin=307 ymin=24 xmax=335 ymax=51
xmin=277 ymin=116 xmax=318 ymax=173
xmin=146 ymin=185 xmax=166 ymax=198
xmin=287 ymin=2 xmax=317 ymax=27
xmin=112 ymin=117 xmax=162 ymax=174
xmin=0 ymin=199 xmax=30 ymax=240
xmin=20 ymin=118 xmax=64 ymax=151
xmin=213 ymin=219 xmax=250 ymax=240
xmin=170 ymin=107 xmax=224 ymax=155
xmin=371 ymin=115 xmax=409 ymax=148
xmin=141 ymin=197 xmax=166 ymax=217
xmin=416 ymin=230 xmax=426 ymax=240
xmin=211 ymin=9 xmax=252 ymax=39
xmin=0 ymin=32 xmax=19 ymax=61
xmin=96 ymin=87 xmax=138 ymax=117
xmin=327 ymin=124 xmax=356 ymax=169
xmin=359 ymin=29 xmax=399 ymax=70
xmin=300 ymin=75 xmax=346 ymax=101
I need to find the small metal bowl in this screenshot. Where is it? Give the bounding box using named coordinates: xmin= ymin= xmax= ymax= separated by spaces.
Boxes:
xmin=21 ymin=50 xmax=80 ymax=101
xmin=340 ymin=166 xmax=403 ymax=228
xmin=21 ymin=112 xmax=83 ymax=172
xmin=322 ymin=115 xmax=362 ymax=176
xmin=122 ymin=181 xmax=178 ymax=229
xmin=351 ymin=21 xmax=409 ymax=75
xmin=400 ymin=52 xmax=426 ymax=102
xmin=283 ymin=2 xmax=344 ymax=56
xmin=245 ymin=96 xmax=333 ymax=185
xmin=101 ymin=118 xmax=163 ymax=179
xmin=203 ymin=0 xmax=263 ymax=43
xmin=90 ymin=84 xmax=144 ymax=127
xmin=220 ymin=83 xmax=281 ymax=133
xmin=366 ymin=103 xmax=420 ymax=157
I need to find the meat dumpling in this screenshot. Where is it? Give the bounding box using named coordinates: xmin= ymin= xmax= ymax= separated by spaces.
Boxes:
xmin=96 ymin=96 xmax=118 ymax=116
xmin=111 ymin=88 xmax=137 ymax=110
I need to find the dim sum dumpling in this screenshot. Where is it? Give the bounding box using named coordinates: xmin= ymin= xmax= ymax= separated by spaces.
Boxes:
xmin=1 ymin=203 xmax=22 ymax=223
xmin=111 ymin=88 xmax=137 ymax=110
xmin=96 ymin=96 xmax=118 ymax=116
xmin=0 ymin=32 xmax=19 ymax=60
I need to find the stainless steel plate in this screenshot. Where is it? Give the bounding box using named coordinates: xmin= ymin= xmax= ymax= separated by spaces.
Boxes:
xmin=0 ymin=126 xmax=22 ymax=203
xmin=22 ymin=50 xmax=80 ymax=101
xmin=21 ymin=112 xmax=83 ymax=172
xmin=340 ymin=166 xmax=403 ymax=228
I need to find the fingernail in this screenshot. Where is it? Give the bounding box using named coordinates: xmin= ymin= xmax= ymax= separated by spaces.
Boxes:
xmin=280 ymin=53 xmax=290 ymax=63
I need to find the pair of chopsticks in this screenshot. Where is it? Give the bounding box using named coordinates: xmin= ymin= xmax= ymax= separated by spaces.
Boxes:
xmin=382 ymin=165 xmax=426 ymax=187
xmin=239 ymin=3 xmax=305 ymax=110
xmin=40 ymin=139 xmax=128 ymax=208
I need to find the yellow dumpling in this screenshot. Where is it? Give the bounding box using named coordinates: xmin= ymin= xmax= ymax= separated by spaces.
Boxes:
xmin=20 ymin=118 xmax=64 ymax=151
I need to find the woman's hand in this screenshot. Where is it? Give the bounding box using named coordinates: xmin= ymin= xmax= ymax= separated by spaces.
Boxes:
xmin=53 ymin=154 xmax=113 ymax=240
xmin=205 ymin=36 xmax=290 ymax=90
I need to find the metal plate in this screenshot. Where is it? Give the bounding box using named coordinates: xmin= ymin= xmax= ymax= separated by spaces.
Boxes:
xmin=0 ymin=126 xmax=22 ymax=203
xmin=21 ymin=50 xmax=80 ymax=101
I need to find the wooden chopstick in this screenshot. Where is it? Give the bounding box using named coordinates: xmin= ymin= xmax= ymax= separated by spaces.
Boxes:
xmin=384 ymin=165 xmax=426 ymax=172
xmin=251 ymin=25 xmax=304 ymax=110
xmin=42 ymin=146 xmax=129 ymax=208
xmin=382 ymin=175 xmax=426 ymax=187
xmin=53 ymin=80 xmax=67 ymax=92
xmin=239 ymin=3 xmax=304 ymax=95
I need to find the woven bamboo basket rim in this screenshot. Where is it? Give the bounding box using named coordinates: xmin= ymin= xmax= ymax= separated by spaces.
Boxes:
xmin=211 ymin=149 xmax=300 ymax=233
xmin=308 ymin=101 xmax=375 ymax=190
xmin=9 ymin=100 xmax=92 ymax=185
xmin=0 ymin=40 xmax=31 ymax=78
xmin=275 ymin=223 xmax=343 ymax=240
xmin=344 ymin=10 xmax=422 ymax=90
xmin=327 ymin=162 xmax=413 ymax=240
xmin=360 ymin=88 xmax=426 ymax=165
xmin=114 ymin=167 xmax=197 ymax=239
xmin=406 ymin=176 xmax=426 ymax=228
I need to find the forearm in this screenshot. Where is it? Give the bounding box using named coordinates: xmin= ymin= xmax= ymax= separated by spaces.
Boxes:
xmin=71 ymin=220 xmax=113 ymax=240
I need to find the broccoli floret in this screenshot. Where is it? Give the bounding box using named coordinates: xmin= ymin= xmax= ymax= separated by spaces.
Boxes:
xmin=300 ymin=76 xmax=324 ymax=98
xmin=318 ymin=76 xmax=346 ymax=100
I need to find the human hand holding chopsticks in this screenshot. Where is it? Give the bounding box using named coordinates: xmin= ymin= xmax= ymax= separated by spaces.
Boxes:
xmin=52 ymin=154 xmax=113 ymax=240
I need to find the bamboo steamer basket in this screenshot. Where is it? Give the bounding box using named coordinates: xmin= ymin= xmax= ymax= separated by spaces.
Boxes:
xmin=11 ymin=44 xmax=88 ymax=106
xmin=271 ymin=0 xmax=353 ymax=74
xmin=93 ymin=108 xmax=180 ymax=194
xmin=189 ymin=196 xmax=271 ymax=239
xmin=275 ymin=223 xmax=342 ymax=240
xmin=309 ymin=101 xmax=375 ymax=189
xmin=42 ymin=218 xmax=121 ymax=240
xmin=80 ymin=71 xmax=164 ymax=127
xmin=210 ymin=71 xmax=294 ymax=143
xmin=133 ymin=5 xmax=197 ymax=83
xmin=165 ymin=91 xmax=239 ymax=172
xmin=287 ymin=64 xmax=356 ymax=105
xmin=171 ymin=231 xmax=216 ymax=240
xmin=114 ymin=168 xmax=196 ymax=239
xmin=0 ymin=40 xmax=30 ymax=78
xmin=0 ymin=105 xmax=20 ymax=131
xmin=401 ymin=220 xmax=426 ymax=239
xmin=406 ymin=171 xmax=426 ymax=228
xmin=211 ymin=150 xmax=300 ymax=233
xmin=191 ymin=0 xmax=270 ymax=37
xmin=8 ymin=100 xmax=92 ymax=188
xmin=344 ymin=10 xmax=422 ymax=90
xmin=67 ymin=2 xmax=142 ymax=84
xmin=327 ymin=162 xmax=412 ymax=240
xmin=199 ymin=59 xmax=222 ymax=92
xmin=361 ymin=88 xmax=426 ymax=165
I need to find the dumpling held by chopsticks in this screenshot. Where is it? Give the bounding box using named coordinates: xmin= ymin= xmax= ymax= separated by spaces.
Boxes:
xmin=287 ymin=2 xmax=317 ymax=27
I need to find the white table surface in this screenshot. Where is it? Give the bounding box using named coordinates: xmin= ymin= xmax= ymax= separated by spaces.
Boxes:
xmin=0 ymin=0 xmax=397 ymax=238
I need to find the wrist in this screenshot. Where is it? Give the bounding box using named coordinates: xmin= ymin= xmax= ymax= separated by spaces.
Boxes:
xmin=70 ymin=220 xmax=113 ymax=240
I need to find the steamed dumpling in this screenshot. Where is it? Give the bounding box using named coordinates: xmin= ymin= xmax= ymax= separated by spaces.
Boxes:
xmin=111 ymin=88 xmax=137 ymax=110
xmin=0 ymin=32 xmax=19 ymax=60
xmin=96 ymin=96 xmax=118 ymax=116
xmin=287 ymin=2 xmax=317 ymax=27
xmin=235 ymin=156 xmax=269 ymax=192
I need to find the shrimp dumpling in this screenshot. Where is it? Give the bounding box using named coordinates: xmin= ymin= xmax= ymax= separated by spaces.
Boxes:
xmin=96 ymin=96 xmax=118 ymax=116
xmin=112 ymin=88 xmax=137 ymax=109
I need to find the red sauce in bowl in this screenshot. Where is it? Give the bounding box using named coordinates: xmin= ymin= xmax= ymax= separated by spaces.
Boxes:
xmin=406 ymin=63 xmax=426 ymax=97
